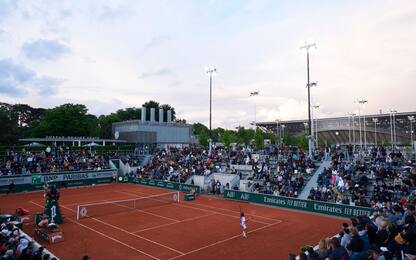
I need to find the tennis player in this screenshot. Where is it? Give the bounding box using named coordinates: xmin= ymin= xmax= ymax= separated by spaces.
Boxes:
xmin=240 ymin=212 xmax=247 ymax=238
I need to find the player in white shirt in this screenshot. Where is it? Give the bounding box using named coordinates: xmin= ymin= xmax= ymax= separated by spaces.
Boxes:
xmin=240 ymin=212 xmax=247 ymax=238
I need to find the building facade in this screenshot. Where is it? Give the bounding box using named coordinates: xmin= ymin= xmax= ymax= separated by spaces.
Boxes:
xmin=112 ymin=107 xmax=193 ymax=151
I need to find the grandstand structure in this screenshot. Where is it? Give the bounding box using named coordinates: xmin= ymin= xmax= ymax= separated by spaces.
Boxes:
xmin=257 ymin=111 xmax=416 ymax=146
xmin=112 ymin=107 xmax=196 ymax=152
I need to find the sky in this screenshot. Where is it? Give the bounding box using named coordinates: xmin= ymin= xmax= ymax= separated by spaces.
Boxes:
xmin=0 ymin=0 xmax=415 ymax=129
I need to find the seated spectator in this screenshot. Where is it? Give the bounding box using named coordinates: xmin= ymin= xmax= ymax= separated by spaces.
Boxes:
xmin=317 ymin=238 xmax=329 ymax=259
xmin=347 ymin=227 xmax=364 ymax=259
xmin=327 ymin=237 xmax=348 ymax=260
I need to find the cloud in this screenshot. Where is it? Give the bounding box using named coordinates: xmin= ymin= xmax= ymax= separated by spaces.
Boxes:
xmin=22 ymin=39 xmax=70 ymax=60
xmin=0 ymin=59 xmax=62 ymax=97
xmin=0 ymin=59 xmax=35 ymax=82
xmin=31 ymin=76 xmax=64 ymax=95
xmin=0 ymin=0 xmax=17 ymax=20
xmin=97 ymin=5 xmax=128 ymax=20
xmin=144 ymin=35 xmax=171 ymax=49
xmin=0 ymin=59 xmax=34 ymax=96
xmin=0 ymin=80 xmax=26 ymax=97
xmin=139 ymin=67 xmax=174 ymax=79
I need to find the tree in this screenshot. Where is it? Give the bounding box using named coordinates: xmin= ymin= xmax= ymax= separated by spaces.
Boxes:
xmin=32 ymin=104 xmax=98 ymax=137
xmin=115 ymin=107 xmax=141 ymax=121
xmin=98 ymin=114 xmax=119 ymax=139
xmin=0 ymin=107 xmax=18 ymax=144
xmin=212 ymin=127 xmax=225 ymax=142
xmin=143 ymin=100 xmax=159 ymax=121
xmin=192 ymin=123 xmax=208 ymax=135
xmin=0 ymin=102 xmax=46 ymax=143
xmin=236 ymin=126 xmax=255 ymax=145
xmin=199 ymin=130 xmax=208 ymax=146
xmin=254 ymin=127 xmax=264 ymax=148
xmin=220 ymin=130 xmax=238 ymax=147
xmin=160 ymin=104 xmax=176 ymax=121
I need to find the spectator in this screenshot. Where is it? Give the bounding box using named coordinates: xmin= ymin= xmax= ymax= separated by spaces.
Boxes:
xmin=347 ymin=227 xmax=364 ymax=259
xmin=327 ymin=237 xmax=348 ymax=260
xmin=317 ymin=238 xmax=328 ymax=259
xmin=7 ymin=182 xmax=15 ymax=194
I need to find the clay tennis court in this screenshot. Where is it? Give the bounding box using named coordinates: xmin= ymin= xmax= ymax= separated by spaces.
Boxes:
xmin=0 ymin=183 xmax=345 ymax=259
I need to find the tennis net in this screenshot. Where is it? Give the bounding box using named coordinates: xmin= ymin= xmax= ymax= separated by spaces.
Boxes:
xmin=76 ymin=191 xmax=180 ymax=220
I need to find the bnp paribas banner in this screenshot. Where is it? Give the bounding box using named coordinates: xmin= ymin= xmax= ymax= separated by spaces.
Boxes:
xmin=224 ymin=189 xmax=375 ymax=219
xmin=31 ymin=170 xmax=115 ymax=184
xmin=0 ymin=170 xmax=115 ymax=193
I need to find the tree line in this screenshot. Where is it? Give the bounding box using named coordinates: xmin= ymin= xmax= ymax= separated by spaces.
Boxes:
xmin=0 ymin=101 xmax=176 ymax=145
xmin=0 ymin=101 xmax=307 ymax=149
xmin=192 ymin=123 xmax=308 ymax=149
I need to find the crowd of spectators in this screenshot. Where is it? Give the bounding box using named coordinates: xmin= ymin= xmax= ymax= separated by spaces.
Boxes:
xmin=295 ymin=200 xmax=416 ymax=260
xmin=135 ymin=146 xmax=260 ymax=182
xmin=136 ymin=147 xmax=208 ymax=182
xmin=0 ymin=221 xmax=55 ymax=260
xmin=133 ymin=145 xmax=315 ymax=198
xmin=0 ymin=149 xmax=113 ymax=176
xmin=250 ymin=148 xmax=315 ymax=198
xmin=307 ymin=146 xmax=416 ymax=208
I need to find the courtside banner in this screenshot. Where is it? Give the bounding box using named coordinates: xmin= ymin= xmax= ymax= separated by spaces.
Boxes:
xmin=32 ymin=170 xmax=115 ymax=184
xmin=0 ymin=170 xmax=116 ymax=193
xmin=130 ymin=177 xmax=200 ymax=193
xmin=223 ymin=189 xmax=375 ymax=219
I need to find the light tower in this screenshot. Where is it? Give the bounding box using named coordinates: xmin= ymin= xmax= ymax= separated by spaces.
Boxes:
xmin=206 ymin=66 xmax=216 ymax=154
xmin=356 ymin=98 xmax=368 ymax=152
xmin=250 ymin=91 xmax=259 ymax=128
xmin=408 ymin=115 xmax=415 ymax=156
xmin=300 ymin=42 xmax=317 ymax=158
xmin=372 ymin=118 xmax=379 ymax=146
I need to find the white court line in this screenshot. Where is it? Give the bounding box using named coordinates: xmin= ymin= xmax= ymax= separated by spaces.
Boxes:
xmin=173 ymin=203 xmax=272 ymax=225
xmin=113 ymin=191 xmax=178 ymax=213
xmin=117 ymin=190 xmax=274 ymax=225
xmin=65 ymin=190 xmax=146 ymax=207
xmin=187 ymin=200 xmax=281 ymax=222
xmin=133 ymin=212 xmax=217 ymax=234
xmin=59 ymin=204 xmax=184 ymax=255
xmin=111 ymin=202 xmax=180 ymax=223
xmin=124 ymin=188 xmax=282 ymax=223
xmin=75 ymin=192 xmax=180 ymax=223
xmin=167 ymin=220 xmax=283 ymax=260
xmin=29 ymin=201 xmax=161 ymax=260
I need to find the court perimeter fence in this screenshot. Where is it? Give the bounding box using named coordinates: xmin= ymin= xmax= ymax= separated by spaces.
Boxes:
xmin=0 ymin=169 xmax=116 ymax=193
xmin=2 ymin=171 xmax=375 ymax=219
xmin=125 ymin=177 xmax=375 ymax=219
xmin=223 ymin=189 xmax=376 ymax=219
xmin=127 ymin=176 xmax=201 ymax=194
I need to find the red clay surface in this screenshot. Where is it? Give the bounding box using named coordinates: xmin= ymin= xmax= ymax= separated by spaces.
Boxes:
xmin=0 ymin=183 xmax=346 ymax=259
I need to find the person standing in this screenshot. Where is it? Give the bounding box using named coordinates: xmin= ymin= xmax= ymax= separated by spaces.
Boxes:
xmin=240 ymin=212 xmax=247 ymax=238
xmin=7 ymin=181 xmax=15 ymax=194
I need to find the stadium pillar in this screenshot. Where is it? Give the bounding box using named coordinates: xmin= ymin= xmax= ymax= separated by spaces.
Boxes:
xmin=206 ymin=66 xmax=216 ymax=155
xmin=390 ymin=111 xmax=394 ymax=149
xmin=372 ymin=118 xmax=378 ymax=146
xmin=409 ymin=116 xmax=415 ymax=159
xmin=300 ymin=42 xmax=316 ymax=158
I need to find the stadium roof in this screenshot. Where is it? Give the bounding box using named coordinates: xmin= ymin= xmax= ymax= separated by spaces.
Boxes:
xmin=19 ymin=137 xmax=126 ymax=144
xmin=258 ymin=111 xmax=416 ymax=125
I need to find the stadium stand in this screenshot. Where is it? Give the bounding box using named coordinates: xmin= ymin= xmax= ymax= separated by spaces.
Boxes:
xmin=0 ymin=150 xmax=114 ymax=176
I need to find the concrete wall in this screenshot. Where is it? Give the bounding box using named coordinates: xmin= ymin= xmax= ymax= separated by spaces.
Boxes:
xmin=113 ymin=121 xmax=191 ymax=144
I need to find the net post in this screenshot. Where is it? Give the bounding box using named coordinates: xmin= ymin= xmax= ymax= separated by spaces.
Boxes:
xmin=177 ymin=191 xmax=180 ymax=203
xmin=76 ymin=205 xmax=80 ymax=220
